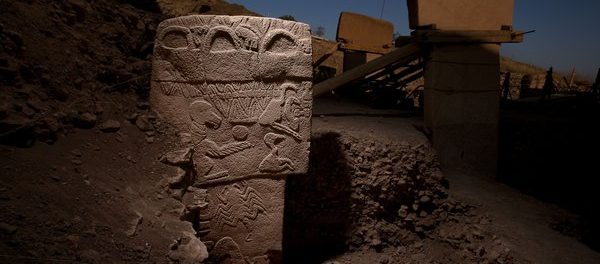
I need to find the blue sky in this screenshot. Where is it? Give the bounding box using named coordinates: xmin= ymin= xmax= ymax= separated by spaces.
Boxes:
xmin=228 ymin=0 xmax=600 ymax=80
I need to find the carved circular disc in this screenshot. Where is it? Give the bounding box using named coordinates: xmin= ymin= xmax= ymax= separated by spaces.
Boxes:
xmin=232 ymin=125 xmax=249 ymax=141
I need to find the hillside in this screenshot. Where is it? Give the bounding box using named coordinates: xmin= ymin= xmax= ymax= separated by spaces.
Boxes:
xmin=501 ymin=56 xmax=591 ymax=87
xmin=156 ymin=0 xmax=260 ymax=18
xmin=500 ymin=56 xmax=546 ymax=75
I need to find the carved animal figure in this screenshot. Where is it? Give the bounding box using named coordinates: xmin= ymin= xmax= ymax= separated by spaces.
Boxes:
xmin=258 ymin=84 xmax=302 ymax=141
xmin=258 ymin=133 xmax=294 ymax=173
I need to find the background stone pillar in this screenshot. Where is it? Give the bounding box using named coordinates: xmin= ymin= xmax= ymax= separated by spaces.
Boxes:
xmin=409 ymin=0 xmax=515 ymax=176
xmin=426 ymin=44 xmax=500 ymax=174
xmin=151 ymin=15 xmax=312 ymax=263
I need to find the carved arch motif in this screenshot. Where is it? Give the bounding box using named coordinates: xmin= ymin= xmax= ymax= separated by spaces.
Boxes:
xmin=159 ymin=26 xmax=191 ymax=49
xmin=205 ymin=25 xmax=242 ymax=52
xmin=260 ymin=29 xmax=299 ymax=53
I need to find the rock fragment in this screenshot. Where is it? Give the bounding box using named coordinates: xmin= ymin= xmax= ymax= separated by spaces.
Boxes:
xmin=98 ymin=119 xmax=120 ymax=133
xmin=74 ymin=112 xmax=97 ymax=128
xmin=135 ymin=115 xmax=153 ymax=131
xmin=125 ymin=212 xmax=143 ymax=237
xmin=168 ymin=232 xmax=208 ymax=264
xmin=159 ymin=148 xmax=193 ymax=167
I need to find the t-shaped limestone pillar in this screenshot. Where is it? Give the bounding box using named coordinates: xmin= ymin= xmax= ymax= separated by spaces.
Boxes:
xmin=151 ymin=15 xmax=312 ymax=262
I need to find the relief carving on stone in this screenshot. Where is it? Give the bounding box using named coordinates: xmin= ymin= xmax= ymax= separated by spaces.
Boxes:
xmin=152 ymin=15 xmax=312 ymax=262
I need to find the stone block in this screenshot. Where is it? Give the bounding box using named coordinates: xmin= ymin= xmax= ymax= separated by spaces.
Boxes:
xmin=428 ymin=90 xmax=499 ymax=126
xmin=408 ymin=0 xmax=514 ymax=30
xmin=311 ymin=37 xmax=343 ymax=75
xmin=423 ymin=42 xmax=501 ymax=176
xmin=425 ymin=62 xmax=500 ymax=92
xmin=337 ymin=12 xmax=394 ymax=54
xmin=343 ymin=51 xmax=382 ymax=72
xmin=430 ymin=44 xmax=500 ymax=65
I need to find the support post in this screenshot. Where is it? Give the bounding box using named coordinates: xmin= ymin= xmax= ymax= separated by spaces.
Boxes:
xmin=424 ymin=43 xmax=502 ymax=175
xmin=409 ymin=0 xmax=519 ymax=176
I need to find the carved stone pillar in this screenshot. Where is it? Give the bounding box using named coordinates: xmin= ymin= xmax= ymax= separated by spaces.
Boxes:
xmin=151 ymin=15 xmax=312 ymax=263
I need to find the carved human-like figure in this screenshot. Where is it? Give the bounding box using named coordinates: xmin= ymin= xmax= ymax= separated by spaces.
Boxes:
xmin=258 ymin=133 xmax=294 ymax=173
xmin=190 ymin=100 xmax=253 ymax=181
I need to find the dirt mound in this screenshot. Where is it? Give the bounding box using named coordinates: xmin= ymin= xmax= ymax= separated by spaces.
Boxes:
xmin=0 ymin=0 xmax=162 ymax=147
xmin=283 ymin=128 xmax=522 ymax=263
xmin=0 ymin=0 xmax=260 ymax=148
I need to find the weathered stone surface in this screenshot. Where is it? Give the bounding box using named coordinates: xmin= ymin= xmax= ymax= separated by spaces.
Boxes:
xmin=198 ymin=179 xmax=284 ymax=263
xmin=151 ymin=15 xmax=312 ymax=261
xmin=152 ymin=15 xmax=312 ymax=181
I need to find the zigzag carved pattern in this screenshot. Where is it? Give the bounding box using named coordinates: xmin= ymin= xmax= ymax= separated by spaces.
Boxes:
xmin=234 ymin=183 xmax=268 ymax=224
xmin=213 ymin=202 xmax=237 ymax=230
xmin=205 ymin=182 xmax=269 ymax=233
xmin=212 ymin=187 xmax=237 ymax=230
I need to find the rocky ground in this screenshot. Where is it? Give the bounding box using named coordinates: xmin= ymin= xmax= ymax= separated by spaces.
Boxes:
xmin=0 ymin=0 xmax=161 ymax=147
xmin=0 ymin=117 xmax=201 ymax=263
xmin=1 ymin=0 xmax=600 ymax=263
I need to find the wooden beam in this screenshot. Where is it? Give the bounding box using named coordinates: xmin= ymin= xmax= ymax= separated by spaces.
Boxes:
xmin=413 ymin=30 xmax=524 ymax=43
xmin=313 ymin=43 xmax=421 ymax=97
xmin=396 ymin=70 xmax=424 ymax=88
xmin=364 ymin=60 xmax=422 ymax=83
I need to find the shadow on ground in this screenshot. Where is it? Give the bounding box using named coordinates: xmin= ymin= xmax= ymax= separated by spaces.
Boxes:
xmin=283 ymin=132 xmax=352 ymax=263
xmin=498 ymin=96 xmax=600 ymax=251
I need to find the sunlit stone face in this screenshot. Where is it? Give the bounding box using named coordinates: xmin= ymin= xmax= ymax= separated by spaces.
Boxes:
xmin=151 ymin=15 xmax=312 ymax=262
